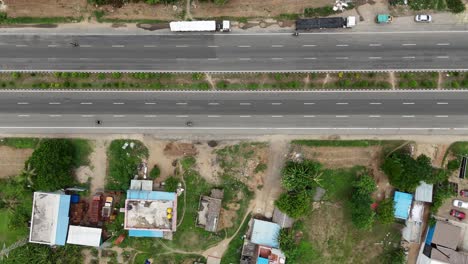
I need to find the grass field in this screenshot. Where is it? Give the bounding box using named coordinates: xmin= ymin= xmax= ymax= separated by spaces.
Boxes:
xmin=0 ymin=137 xmax=41 ymax=149
xmin=0 ymin=209 xmax=28 ymax=246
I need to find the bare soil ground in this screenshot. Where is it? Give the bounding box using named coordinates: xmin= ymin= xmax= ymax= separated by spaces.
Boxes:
xmin=191 ymin=0 xmax=332 ymax=18
xmin=101 ymin=2 xmax=182 ymax=21
xmin=0 ymin=146 xmax=33 ymax=179
xmin=3 ymin=0 xmax=87 ymax=18
xmin=414 ymin=143 xmax=449 ymax=168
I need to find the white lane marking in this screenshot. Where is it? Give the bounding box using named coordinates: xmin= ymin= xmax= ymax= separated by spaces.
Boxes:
xmin=15 ymin=44 xmax=28 ymax=47
xmin=303 ymin=115 xmax=315 ymax=117
xmin=80 ymin=102 xmax=93 ymax=105
xmin=272 ymin=45 xmax=284 ymax=47
xmin=49 ymin=102 xmax=61 ymax=105
xmin=437 ymin=43 xmax=450 ymax=46
xmin=112 ymin=45 xmax=125 ymax=48
xmin=437 ymin=102 xmax=448 ymax=105
xmin=403 ymin=56 xmax=416 ymax=59
xmin=208 ymin=115 xmax=220 ymax=118
xmin=402 ymin=43 xmax=417 ymax=46
xmin=304 ymin=102 xmax=315 ymax=105
xmin=336 ymin=115 xmax=349 ymax=118
xmin=176 ymin=45 xmax=188 ymax=48
xmin=271 ymin=58 xmax=283 ymax=60
xmin=145 ymin=102 xmax=156 ymax=105
xmin=144 ymin=45 xmax=157 ymax=48
xmin=369 ymin=102 xmax=382 ymax=105
xmin=113 ymin=102 xmax=125 ymax=105
xmin=336 ymin=44 xmax=349 ymax=47
xmin=336 ymin=102 xmax=349 ymax=105
xmin=403 ymin=102 xmax=415 ymax=105
xmin=81 ymin=115 xmax=95 ymax=117
xmin=18 ymin=114 xmax=30 ymax=117
xmin=208 ymin=102 xmax=220 ymax=105
xmin=176 ymin=102 xmax=187 ymax=105
xmin=144 ymin=115 xmax=157 ymax=118
xmin=49 ymin=114 xmax=62 ymax=117
xmin=239 ymin=115 xmax=251 ymax=118
xmin=369 ymin=43 xmax=382 ymax=46
xmin=271 ymin=115 xmax=283 ymax=118
xmin=207 ymin=58 xmax=219 ymax=61
xmin=238 ymin=45 xmax=251 ymax=48
xmin=436 ymin=56 xmax=449 ymax=59
xmin=336 ymin=57 xmax=349 ymax=60
xmin=47 ymin=45 xmax=58 ymax=47
xmin=436 ymin=115 xmax=448 ymax=117
xmin=113 ymin=115 xmax=125 ymax=117
xmin=369 ymin=115 xmax=381 ymax=118
xmin=271 ymin=102 xmax=282 ymax=105
xmin=302 ymin=44 xmax=316 ymax=47
xmin=304 ymin=57 xmax=317 ymax=60
xmin=176 ymin=115 xmax=188 ymax=118
xmin=208 ymin=45 xmax=219 ymax=48
xmin=239 ymin=58 xmax=251 ymax=61
xmin=369 ymin=57 xmax=382 ymax=59
xmin=17 ymin=102 xmax=29 ymax=105
xmin=80 ymin=45 xmax=91 ymax=48
xmin=240 ymin=103 xmax=251 ymax=105
xmin=402 ymin=115 xmax=415 ymax=118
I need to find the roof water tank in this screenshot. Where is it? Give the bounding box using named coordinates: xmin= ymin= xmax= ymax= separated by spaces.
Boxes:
xmin=71 ymin=194 xmax=80 ymax=204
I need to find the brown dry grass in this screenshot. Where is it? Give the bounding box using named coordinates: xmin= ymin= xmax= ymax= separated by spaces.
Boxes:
xmin=0 ymin=146 xmax=33 ymax=179
xmin=3 ymin=0 xmax=87 ymax=18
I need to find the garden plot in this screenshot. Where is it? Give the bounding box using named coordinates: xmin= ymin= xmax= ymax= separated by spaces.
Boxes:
xmin=396 ymin=72 xmax=439 ymax=89
xmin=325 ymin=72 xmax=392 ymax=89
xmin=442 ymin=72 xmax=468 ymax=89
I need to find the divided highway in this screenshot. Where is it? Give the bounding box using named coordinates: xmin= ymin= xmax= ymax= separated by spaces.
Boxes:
xmin=0 ymin=32 xmax=467 ymax=71
xmin=0 ymin=91 xmax=468 ymax=134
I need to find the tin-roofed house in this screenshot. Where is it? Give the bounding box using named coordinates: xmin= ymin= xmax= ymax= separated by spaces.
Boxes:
xmin=394 ymin=191 xmax=413 ymax=220
xmin=29 ymin=192 xmax=71 ymax=246
xmin=197 ymin=189 xmax=223 ymax=232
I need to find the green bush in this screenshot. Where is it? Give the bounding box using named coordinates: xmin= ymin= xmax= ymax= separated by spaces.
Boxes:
xmin=376 ymin=198 xmax=395 ymax=225
xmin=304 ymin=6 xmax=336 ymax=17
xmin=350 ymin=174 xmax=376 ymax=230
xmin=447 ymin=159 xmax=461 ymax=171
xmin=446 ymin=0 xmax=465 ymax=13
xmin=97 ymin=73 xmax=106 ymax=79
xmin=254 ymin=163 xmax=267 ymax=174
xmin=164 ymin=176 xmax=179 ymax=192
xmin=11 ymin=72 xmax=21 ymax=79
xmin=216 ymin=81 xmax=228 ymax=89
xmin=408 ymin=80 xmax=418 ymax=88
xmin=275 ymin=191 xmax=311 ymax=219
xmin=451 ymin=81 xmax=460 ymax=89
xmin=111 ymin=72 xmax=122 ymax=79
xmin=191 ymin=73 xmax=204 ymax=81
xmin=247 ymin=83 xmax=259 ymax=90
xmin=149 ymin=165 xmax=160 ymax=179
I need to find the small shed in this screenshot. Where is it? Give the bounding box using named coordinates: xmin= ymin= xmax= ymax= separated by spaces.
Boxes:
xmin=272 ymin=207 xmax=294 ymax=228
xmin=197 ymin=189 xmax=223 ymax=232
xmin=251 ymin=219 xmax=281 ymax=248
xmin=394 ymin=191 xmax=413 ymax=220
xmin=67 ymin=225 xmax=102 ymax=247
xmin=415 ymin=181 xmax=433 ymax=203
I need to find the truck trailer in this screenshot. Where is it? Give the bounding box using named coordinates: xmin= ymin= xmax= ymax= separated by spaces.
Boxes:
xmin=295 ymin=16 xmax=356 ymax=30
xmin=170 ymin=20 xmax=230 ymax=32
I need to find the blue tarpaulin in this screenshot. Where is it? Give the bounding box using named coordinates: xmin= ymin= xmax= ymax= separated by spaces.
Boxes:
xmin=127 ymin=190 xmax=176 ymax=201
xmin=129 ymin=230 xmax=163 ymax=238
xmin=394 ymin=191 xmax=413 ymax=220
xmin=425 ymin=226 xmax=436 ymax=245
xmin=55 ymin=195 xmax=71 ymax=246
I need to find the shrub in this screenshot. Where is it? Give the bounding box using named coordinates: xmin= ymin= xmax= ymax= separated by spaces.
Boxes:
xmin=447 ymin=159 xmax=461 ymax=171
xmin=11 ymin=72 xmax=21 ymax=79
xmin=216 ymin=81 xmax=228 ymax=89
xmin=376 ymin=198 xmax=395 ymax=225
xmin=149 ymin=165 xmax=160 ymax=179
xmin=275 ymin=191 xmax=311 ymax=218
xmin=164 ymin=176 xmax=179 ymax=192
xmin=408 ymin=80 xmax=418 ymax=88
xmin=54 ymin=72 xmax=62 ymax=78
xmin=247 ymin=83 xmax=259 ymax=90
xmin=97 ymin=73 xmax=106 ymax=79
xmin=197 ymin=82 xmax=210 ymax=90
xmin=191 ymin=73 xmax=204 ymax=81
xmin=254 ymin=163 xmax=267 ymax=174
xmin=451 ymin=81 xmax=460 ymax=89
xmin=446 ymin=0 xmax=465 ymax=13
xmin=350 ymin=174 xmax=376 ymax=230
xmin=111 ymin=72 xmax=122 ymax=79
xmin=304 ymin=6 xmax=335 ymax=17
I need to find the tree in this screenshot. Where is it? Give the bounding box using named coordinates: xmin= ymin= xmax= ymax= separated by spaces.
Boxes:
xmin=275 ymin=191 xmax=311 ymax=219
xmin=376 ymin=198 xmax=395 ymax=225
xmin=27 ymin=139 xmax=75 ymax=191
xmin=350 ymin=174 xmax=376 ymax=230
xmin=149 ymin=165 xmax=161 ymax=179
xmin=352 ymin=173 xmax=377 ymax=196
xmin=382 ymin=247 xmax=406 ymax=264
xmin=446 ymin=0 xmax=465 ymax=13
xmin=281 ymin=160 xmax=323 ymax=192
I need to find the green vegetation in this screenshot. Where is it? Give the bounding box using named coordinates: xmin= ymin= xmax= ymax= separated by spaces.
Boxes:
xmin=304 ymin=6 xmax=336 ymax=17
xmin=448 ymin=141 xmax=468 ymax=156
xmin=221 ymin=215 xmax=251 ymax=264
xmin=320 ymin=166 xmax=365 ymax=201
xmin=350 ymin=174 xmax=377 ymax=230
xmin=278 ymin=223 xmax=319 ymax=263
xmin=2 ymin=244 xmax=84 ymax=264
xmin=149 ymin=164 xmax=161 ymax=179
xmin=164 ymin=176 xmax=179 ymax=192
xmin=382 ymin=246 xmax=406 ymax=264
xmin=0 ymin=137 xmax=40 ymax=149
xmin=27 ymin=139 xmax=76 ymax=191
xmin=0 ymin=12 xmax=81 ymax=24
xmin=382 ymin=151 xmax=443 ymax=192
xmin=106 ymin=140 xmax=149 ymax=190
xmin=254 ymin=163 xmax=267 ymax=174
xmin=431 ymin=181 xmax=454 ymax=213
xmin=70 ymin=138 xmax=93 ymax=167
xmin=397 ymin=72 xmax=438 ymax=89
xmin=376 ymin=198 xmax=395 ymax=225
xmin=292 ymin=139 xmax=384 ymax=147
xmin=446 ymin=0 xmax=466 ymax=13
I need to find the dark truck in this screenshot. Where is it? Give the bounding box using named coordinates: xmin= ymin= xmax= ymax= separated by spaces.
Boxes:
xmin=296 ymin=16 xmax=356 ymax=30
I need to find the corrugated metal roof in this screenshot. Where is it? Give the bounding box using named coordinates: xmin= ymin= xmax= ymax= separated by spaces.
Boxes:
xmin=55 ymin=195 xmax=71 ymax=246
xmin=251 ymin=219 xmax=280 ymax=248
xmin=415 ymin=181 xmax=434 ymax=203
xmin=129 ymin=230 xmax=163 ymax=238
xmin=272 ymin=207 xmax=294 ymax=228
xmin=394 ymin=191 xmax=413 ymax=220
xmin=67 ymin=226 xmax=102 ymax=247
xmin=127 ymin=190 xmax=176 ymax=201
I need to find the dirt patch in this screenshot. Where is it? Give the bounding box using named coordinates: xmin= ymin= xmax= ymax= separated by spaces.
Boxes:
xmin=0 ymin=146 xmax=33 ymax=179
xmin=164 ymin=142 xmax=198 ymax=157
xmin=143 ymin=138 xmax=179 ymax=182
xmin=101 ymin=2 xmax=182 ymax=21
xmin=191 ymin=0 xmax=332 ymax=18
xmin=194 ymin=142 xmax=221 ymax=184
xmin=414 ymin=143 xmax=449 ymax=168
xmin=218 ymin=202 xmax=240 ymax=230
xmin=88 ymin=139 xmax=107 ymax=193
xmin=3 ymin=0 xmax=87 ymax=18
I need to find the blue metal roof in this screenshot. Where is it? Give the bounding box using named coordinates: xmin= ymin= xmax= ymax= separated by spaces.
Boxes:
xmin=55 ymin=195 xmax=71 ymax=246
xmin=129 ymin=230 xmax=163 ymax=238
xmin=394 ymin=191 xmax=413 ymax=220
xmin=251 ymin=219 xmax=280 ymax=248
xmin=257 ymin=257 xmax=269 ymax=264
xmin=127 ymin=190 xmax=176 ymax=201
xmin=426 ymin=225 xmax=436 ymax=245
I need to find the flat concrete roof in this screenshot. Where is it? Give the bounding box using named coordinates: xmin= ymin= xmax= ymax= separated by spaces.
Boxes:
xmin=67 ymin=225 xmax=102 ymax=247
xmin=124 ymin=199 xmax=176 ymax=231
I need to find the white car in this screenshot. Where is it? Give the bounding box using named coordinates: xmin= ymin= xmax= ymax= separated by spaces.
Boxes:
xmin=415 ymin=14 xmax=432 ymax=22
xmin=453 ymin=199 xmax=468 ymax=209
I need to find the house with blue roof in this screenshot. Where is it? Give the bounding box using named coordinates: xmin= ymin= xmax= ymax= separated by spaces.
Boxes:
xmin=124 ymin=189 xmax=177 ymax=239
xmin=394 ymin=191 xmax=413 ymax=220
xmin=29 ymin=192 xmax=71 ymax=246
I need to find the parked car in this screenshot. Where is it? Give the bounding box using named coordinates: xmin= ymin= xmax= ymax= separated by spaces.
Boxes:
xmin=415 ymin=14 xmax=432 ymax=22
xmin=453 ymin=199 xmax=468 ymax=209
xmin=460 ymin=190 xmax=468 ymax=197
xmin=451 ymin=209 xmax=466 ymax=220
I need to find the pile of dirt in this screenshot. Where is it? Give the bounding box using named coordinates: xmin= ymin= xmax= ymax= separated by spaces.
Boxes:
xmin=163 ymin=142 xmax=198 ymax=157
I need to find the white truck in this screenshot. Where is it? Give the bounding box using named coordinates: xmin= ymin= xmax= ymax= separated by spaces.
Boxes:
xmin=169 ymin=20 xmax=230 ymax=32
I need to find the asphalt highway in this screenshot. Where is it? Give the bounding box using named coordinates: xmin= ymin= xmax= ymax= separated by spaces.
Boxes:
xmin=0 ymin=33 xmax=467 ymax=71
xmin=0 ymin=91 xmax=468 ymax=134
